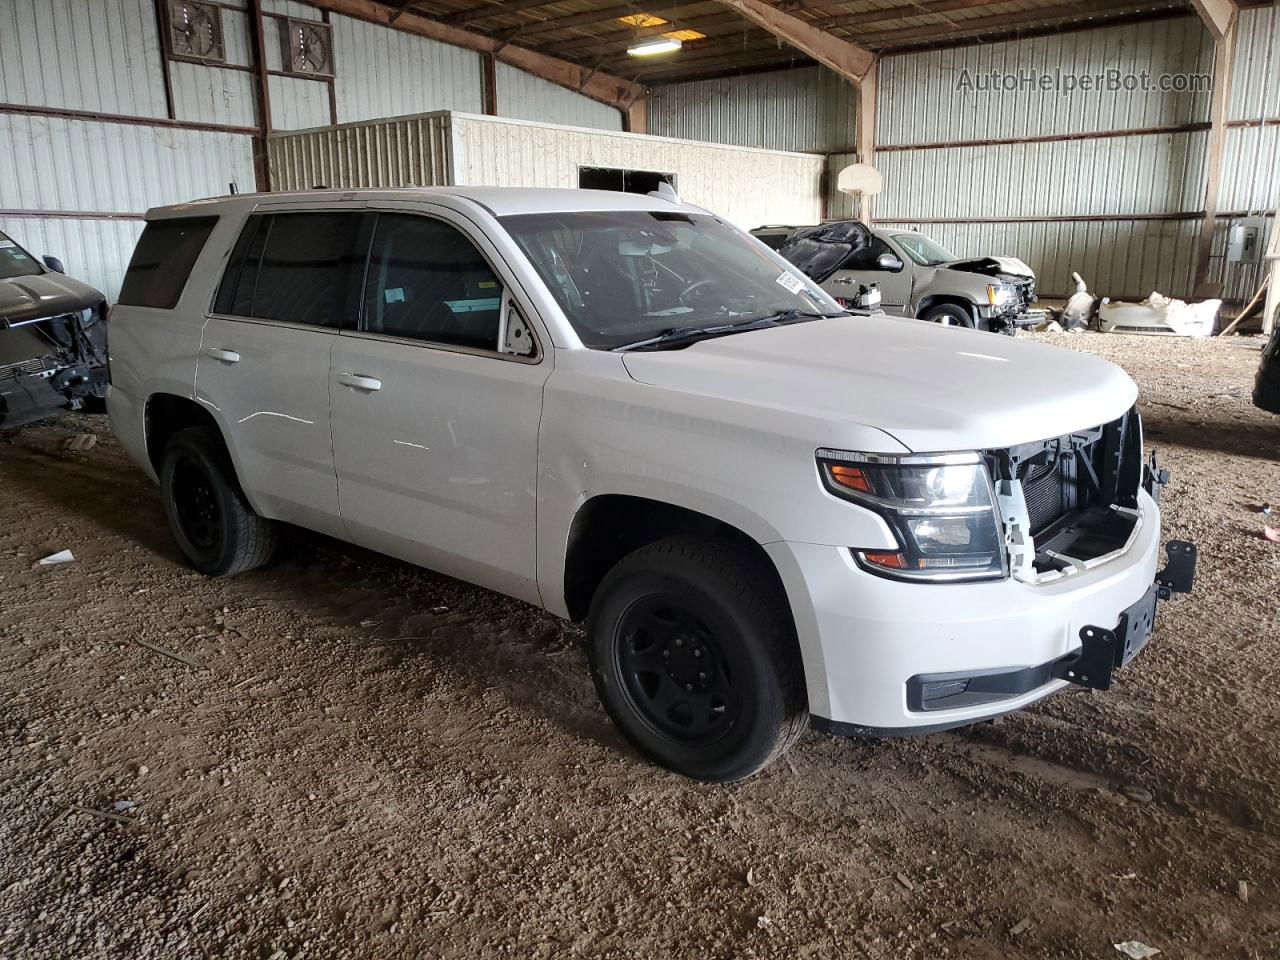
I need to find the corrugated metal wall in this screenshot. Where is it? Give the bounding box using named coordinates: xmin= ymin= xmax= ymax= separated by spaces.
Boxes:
xmin=1210 ymin=4 xmax=1280 ymax=303
xmin=866 ymin=14 xmax=1230 ymax=300
xmin=268 ymin=111 xmax=825 ymax=231
xmin=0 ymin=0 xmax=169 ymax=118
xmin=877 ymin=18 xmax=1213 ymax=145
xmin=0 ymin=0 xmax=256 ymax=299
xmin=268 ymin=112 xmax=455 ymax=189
xmin=648 ymin=66 xmax=857 ymax=153
xmin=332 ymin=14 xmax=485 ymax=124
xmin=1 ymin=0 xmax=639 ymax=299
xmin=494 ymin=62 xmax=623 ymax=131
xmin=453 ymin=114 xmax=823 ymax=229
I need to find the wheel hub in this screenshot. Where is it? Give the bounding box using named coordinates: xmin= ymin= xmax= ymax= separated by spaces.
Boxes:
xmin=614 ymin=597 xmax=739 ymax=744
xmin=662 ymin=633 xmax=712 ymax=693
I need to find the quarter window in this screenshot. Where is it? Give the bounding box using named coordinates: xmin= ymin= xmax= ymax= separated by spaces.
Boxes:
xmin=361 ymin=214 xmax=504 ymax=351
xmin=118 ymin=216 xmax=218 ymax=308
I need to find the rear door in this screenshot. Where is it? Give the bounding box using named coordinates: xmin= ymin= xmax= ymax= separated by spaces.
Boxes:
xmin=195 ymin=207 xmax=368 ymax=539
xmin=329 ymin=204 xmax=550 ymax=604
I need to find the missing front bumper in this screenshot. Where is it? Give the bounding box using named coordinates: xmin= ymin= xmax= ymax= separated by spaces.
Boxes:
xmin=1052 ymin=539 xmax=1196 ymax=691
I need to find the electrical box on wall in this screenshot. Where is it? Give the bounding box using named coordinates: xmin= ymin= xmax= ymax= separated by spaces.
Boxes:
xmin=1225 ymin=218 xmax=1266 ymax=264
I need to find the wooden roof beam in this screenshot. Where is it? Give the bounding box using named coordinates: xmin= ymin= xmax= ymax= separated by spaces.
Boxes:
xmin=1187 ymin=0 xmax=1236 ymax=39
xmin=707 ymin=0 xmax=875 ymax=81
xmin=443 ymin=0 xmax=560 ymax=26
xmin=302 ymin=0 xmax=646 ymax=108
xmin=857 ymin=0 xmax=1180 ymax=46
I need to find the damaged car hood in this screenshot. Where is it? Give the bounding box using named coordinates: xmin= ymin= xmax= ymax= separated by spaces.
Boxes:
xmin=622 ymin=314 xmax=1137 ymax=452
xmin=0 ymin=272 xmax=103 ymax=326
xmin=943 ymin=256 xmax=1035 ymax=280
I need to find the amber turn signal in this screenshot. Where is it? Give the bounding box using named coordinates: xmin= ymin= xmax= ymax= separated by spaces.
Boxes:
xmin=862 ymin=550 xmax=907 ymax=569
xmin=830 ymin=464 xmax=872 ymax=493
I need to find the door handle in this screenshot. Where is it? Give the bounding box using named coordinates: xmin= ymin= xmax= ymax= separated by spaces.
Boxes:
xmin=337 ymin=372 xmax=382 ymax=392
xmin=206 ymin=347 xmax=240 ymax=363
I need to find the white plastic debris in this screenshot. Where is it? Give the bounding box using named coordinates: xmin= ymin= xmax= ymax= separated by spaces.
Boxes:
xmin=38 ymin=550 xmax=75 ymax=565
xmin=1061 ymin=272 xmax=1097 ymax=329
xmin=63 ymin=433 xmax=97 ymax=453
xmin=1114 ymin=941 xmax=1162 ymax=959
xmin=1098 ymin=291 xmax=1220 ymax=337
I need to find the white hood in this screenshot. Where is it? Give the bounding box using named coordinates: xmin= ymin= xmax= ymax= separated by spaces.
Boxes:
xmin=622 ymin=315 xmax=1137 ymax=452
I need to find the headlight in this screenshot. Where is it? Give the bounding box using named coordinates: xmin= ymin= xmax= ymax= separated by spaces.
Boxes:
xmin=986 ymin=284 xmax=1014 ymax=306
xmin=817 ymin=449 xmax=1006 ymax=582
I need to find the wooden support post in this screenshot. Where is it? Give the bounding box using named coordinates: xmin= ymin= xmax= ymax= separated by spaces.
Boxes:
xmin=626 ymin=99 xmax=647 ymax=135
xmin=856 ymin=61 xmax=877 ymax=224
xmin=481 ymin=53 xmax=498 ymax=115
xmin=1193 ymin=25 xmax=1236 ymax=294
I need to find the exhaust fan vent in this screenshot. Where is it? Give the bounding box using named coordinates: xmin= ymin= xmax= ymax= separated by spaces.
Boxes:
xmin=165 ymin=0 xmax=225 ymax=62
xmin=282 ymin=18 xmax=335 ymax=77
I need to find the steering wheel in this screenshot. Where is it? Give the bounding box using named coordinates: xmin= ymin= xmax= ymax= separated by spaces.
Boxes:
xmin=679 ymin=278 xmax=720 ymax=304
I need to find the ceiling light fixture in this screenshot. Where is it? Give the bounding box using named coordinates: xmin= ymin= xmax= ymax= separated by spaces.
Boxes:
xmin=627 ymin=36 xmax=682 ymax=57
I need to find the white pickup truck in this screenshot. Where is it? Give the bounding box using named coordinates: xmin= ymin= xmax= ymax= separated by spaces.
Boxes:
xmin=107 ymin=187 xmax=1195 ymax=781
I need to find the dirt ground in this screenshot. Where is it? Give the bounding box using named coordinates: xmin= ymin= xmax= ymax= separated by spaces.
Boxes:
xmin=0 ymin=330 xmax=1277 ymax=960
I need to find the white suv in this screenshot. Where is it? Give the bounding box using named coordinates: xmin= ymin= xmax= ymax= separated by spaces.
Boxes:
xmin=108 ymin=187 xmax=1195 ymax=781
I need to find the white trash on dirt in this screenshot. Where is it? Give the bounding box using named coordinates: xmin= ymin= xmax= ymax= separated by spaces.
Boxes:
xmin=1098 ymin=291 xmax=1221 ymax=337
xmin=1114 ymin=941 xmax=1162 ymax=959
xmin=37 ymin=549 xmax=75 ymax=565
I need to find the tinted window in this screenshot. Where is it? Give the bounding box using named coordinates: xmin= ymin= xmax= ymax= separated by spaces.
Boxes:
xmin=0 ymin=231 xmax=43 ymax=280
xmin=251 ymin=213 xmax=365 ymax=328
xmin=118 ymin=217 xmax=218 ymax=308
xmin=362 ymin=214 xmax=503 ymax=351
xmin=842 ymin=237 xmax=895 ymax=271
xmin=213 ymin=214 xmax=268 ymax=317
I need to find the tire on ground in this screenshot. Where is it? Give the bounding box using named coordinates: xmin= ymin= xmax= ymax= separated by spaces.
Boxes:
xmin=586 ymin=536 xmax=808 ymax=782
xmin=919 ymin=303 xmax=974 ymax=327
xmin=160 ymin=425 xmax=276 ymax=576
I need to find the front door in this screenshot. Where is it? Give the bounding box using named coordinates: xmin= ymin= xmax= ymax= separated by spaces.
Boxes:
xmin=329 ymin=206 xmax=551 ymax=605
xmin=195 ymin=207 xmax=367 ymax=539
xmin=825 ymin=236 xmax=913 ymax=314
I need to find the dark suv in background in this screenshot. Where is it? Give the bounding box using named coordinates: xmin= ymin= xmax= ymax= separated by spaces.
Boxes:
xmin=0 ymin=229 xmax=109 ymax=429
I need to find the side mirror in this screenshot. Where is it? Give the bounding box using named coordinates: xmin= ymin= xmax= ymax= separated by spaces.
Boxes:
xmin=498 ymin=299 xmax=538 ymax=358
xmin=43 ymin=255 xmax=66 ymax=274
xmin=876 ymin=254 xmax=904 ymax=272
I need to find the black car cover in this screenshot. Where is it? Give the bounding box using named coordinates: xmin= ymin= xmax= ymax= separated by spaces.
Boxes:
xmin=775 ymin=221 xmax=874 ymax=285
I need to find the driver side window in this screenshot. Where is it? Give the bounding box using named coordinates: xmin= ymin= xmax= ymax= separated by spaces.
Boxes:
xmin=362 ymin=214 xmax=504 ymax=351
xmin=841 ymin=238 xmax=895 ymax=271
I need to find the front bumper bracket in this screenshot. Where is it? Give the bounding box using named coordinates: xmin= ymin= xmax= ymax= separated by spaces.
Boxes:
xmin=1054 ymin=539 xmax=1196 ymax=691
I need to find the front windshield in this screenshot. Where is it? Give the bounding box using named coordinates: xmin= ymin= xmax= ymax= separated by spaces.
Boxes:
xmin=0 ymin=231 xmax=43 ymax=280
xmin=892 ymin=233 xmax=957 ymax=267
xmin=501 ymin=211 xmax=843 ymax=349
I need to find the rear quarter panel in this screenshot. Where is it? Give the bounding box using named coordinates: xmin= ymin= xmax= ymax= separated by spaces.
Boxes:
xmin=107 ymin=211 xmax=244 ymax=481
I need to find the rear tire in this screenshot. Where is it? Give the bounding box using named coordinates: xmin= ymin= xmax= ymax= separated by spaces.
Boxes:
xmin=160 ymin=426 xmax=276 ymax=576
xmin=919 ymin=303 xmax=974 ymax=328
xmin=586 ymin=537 xmax=808 ymax=782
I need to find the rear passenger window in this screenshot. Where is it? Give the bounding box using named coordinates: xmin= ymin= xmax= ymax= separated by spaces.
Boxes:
xmin=118 ymin=216 xmax=217 ymax=308
xmin=212 ymin=211 xmax=365 ymax=328
xmin=362 ymin=214 xmax=503 ymax=351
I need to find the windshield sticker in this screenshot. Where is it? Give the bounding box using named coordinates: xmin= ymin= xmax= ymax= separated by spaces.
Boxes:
xmin=776 ymin=271 xmax=805 ymax=295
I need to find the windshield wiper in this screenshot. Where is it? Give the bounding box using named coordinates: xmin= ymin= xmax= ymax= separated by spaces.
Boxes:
xmin=616 ymin=309 xmax=845 ymax=352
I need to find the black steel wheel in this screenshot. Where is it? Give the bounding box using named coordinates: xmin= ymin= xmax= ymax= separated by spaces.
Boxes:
xmin=587 ymin=537 xmax=808 ymax=782
xmin=614 ymin=596 xmax=745 ymax=746
xmin=160 ymin=426 xmax=276 ymax=577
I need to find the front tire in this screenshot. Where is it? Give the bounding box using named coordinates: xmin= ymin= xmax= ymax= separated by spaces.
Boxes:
xmin=919 ymin=303 xmax=974 ymax=328
xmin=586 ymin=537 xmax=808 ymax=782
xmin=160 ymin=426 xmax=276 ymax=576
